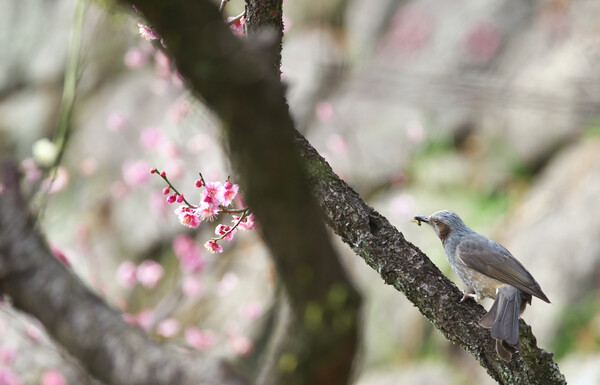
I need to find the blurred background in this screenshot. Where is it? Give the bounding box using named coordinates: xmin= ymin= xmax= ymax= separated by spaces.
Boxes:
xmin=1 ymin=0 xmax=600 ymax=384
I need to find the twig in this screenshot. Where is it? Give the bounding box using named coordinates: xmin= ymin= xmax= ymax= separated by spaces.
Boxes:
xmin=154 ymin=169 xmax=196 ymax=208
xmin=219 ymin=0 xmax=230 ymax=13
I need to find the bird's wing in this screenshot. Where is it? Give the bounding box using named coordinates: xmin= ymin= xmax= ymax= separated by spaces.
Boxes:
xmin=456 ymin=234 xmax=550 ymax=303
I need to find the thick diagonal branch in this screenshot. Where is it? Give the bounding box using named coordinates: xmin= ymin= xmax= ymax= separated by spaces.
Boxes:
xmin=0 ymin=163 xmax=247 ymax=385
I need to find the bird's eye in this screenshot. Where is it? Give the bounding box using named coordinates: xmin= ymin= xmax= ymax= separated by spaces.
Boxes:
xmin=433 ymin=218 xmax=440 ymax=224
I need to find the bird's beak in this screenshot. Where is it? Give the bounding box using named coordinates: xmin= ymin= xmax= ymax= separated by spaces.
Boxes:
xmin=414 ymin=215 xmax=429 ymax=224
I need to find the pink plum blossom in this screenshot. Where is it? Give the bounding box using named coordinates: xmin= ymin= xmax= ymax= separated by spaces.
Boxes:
xmin=138 ymin=23 xmax=158 ymax=40
xmin=204 ymin=240 xmax=223 ymax=254
xmin=41 ymin=370 xmax=67 ymax=385
xmin=203 ymin=182 xmax=223 ymax=200
xmin=156 ymin=318 xmax=180 ymax=338
xmin=215 ymin=224 xmax=236 ymax=241
xmin=185 ymin=327 xmax=217 ymax=350
xmin=116 ymin=261 xmax=138 ymax=288
xmin=173 ymin=235 xmax=205 ymax=273
xmin=197 ymin=197 xmax=220 ymax=221
xmin=220 ymin=181 xmax=239 ymax=206
xmin=227 ymin=16 xmax=245 ymax=35
xmin=174 ymin=206 xmax=201 ymax=228
xmin=136 ymin=260 xmax=164 ymax=289
xmin=233 ymin=214 xmax=257 ymax=230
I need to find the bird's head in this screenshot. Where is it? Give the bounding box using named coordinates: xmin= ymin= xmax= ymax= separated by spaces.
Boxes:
xmin=414 ymin=210 xmax=469 ymax=242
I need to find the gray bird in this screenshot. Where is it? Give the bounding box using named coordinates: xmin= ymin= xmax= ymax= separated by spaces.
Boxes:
xmin=414 ymin=210 xmax=550 ymax=361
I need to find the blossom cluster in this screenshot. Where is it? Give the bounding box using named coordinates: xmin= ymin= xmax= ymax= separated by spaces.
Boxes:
xmin=151 ymin=168 xmax=256 ymax=254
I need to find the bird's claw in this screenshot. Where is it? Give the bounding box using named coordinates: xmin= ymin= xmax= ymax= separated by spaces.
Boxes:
xmin=460 ymin=291 xmax=477 ymax=303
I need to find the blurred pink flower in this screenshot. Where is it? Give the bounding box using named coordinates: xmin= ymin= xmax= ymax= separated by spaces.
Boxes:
xmin=182 ymin=276 xmax=203 ymax=299
xmin=116 ymin=261 xmax=137 ymax=289
xmin=229 ymin=335 xmax=253 ymax=356
xmin=41 ymin=370 xmax=67 ymax=385
xmin=106 ymin=111 xmax=129 ymax=132
xmin=41 ymin=167 xmax=69 ymax=194
xmin=185 ymin=327 xmax=217 ymax=350
xmin=186 ymin=133 xmax=211 ymax=154
xmin=0 ymin=346 xmax=17 ymax=365
xmin=140 ymin=126 xmax=165 ymax=150
xmin=156 ymin=318 xmax=180 ymax=338
xmin=122 ymin=160 xmax=152 ymax=186
xmin=136 ymin=260 xmax=164 ymax=289
xmin=154 ymin=50 xmax=171 ymax=78
xmin=241 ymin=301 xmax=264 ymax=321
xmin=173 ymin=235 xmax=205 ymax=273
xmin=316 ymin=101 xmax=335 ymax=123
xmin=389 ymin=193 xmax=417 ymax=220
xmin=385 ymin=5 xmax=433 ymax=54
xmin=326 ymin=134 xmax=348 ymax=155
xmin=405 ymin=120 xmax=425 ymax=144
xmin=21 ymin=158 xmax=42 ymax=182
xmin=110 ymin=181 xmax=129 ymax=199
xmin=149 ymin=190 xmax=168 ymax=216
xmin=124 ymin=48 xmax=147 ymax=68
xmin=168 ymin=98 xmax=191 ymax=124
xmin=217 ymin=272 xmax=239 ymax=296
xmin=0 ymin=367 xmax=22 ymax=385
xmin=26 ymin=324 xmax=42 ymax=343
xmin=135 ymin=309 xmax=154 ymax=331
xmin=463 ymin=20 xmax=501 ymax=64
xmin=164 ymin=158 xmax=185 ymax=180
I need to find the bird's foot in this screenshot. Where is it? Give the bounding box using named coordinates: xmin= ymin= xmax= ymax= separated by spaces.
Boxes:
xmin=460 ymin=291 xmax=477 ymax=303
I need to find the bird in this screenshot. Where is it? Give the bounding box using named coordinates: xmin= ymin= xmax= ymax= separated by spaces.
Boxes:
xmin=413 ymin=210 xmax=550 ymax=361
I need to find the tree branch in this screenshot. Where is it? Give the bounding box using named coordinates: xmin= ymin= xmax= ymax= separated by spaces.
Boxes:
xmin=293 ymin=134 xmax=567 ymax=384
xmin=129 ymin=1 xmax=362 ymax=384
xmin=125 ymin=0 xmax=566 ymax=382
xmin=0 ymin=163 xmax=248 ymax=385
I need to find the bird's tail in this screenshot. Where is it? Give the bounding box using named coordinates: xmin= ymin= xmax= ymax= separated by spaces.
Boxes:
xmin=479 ymin=286 xmax=530 ymax=362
